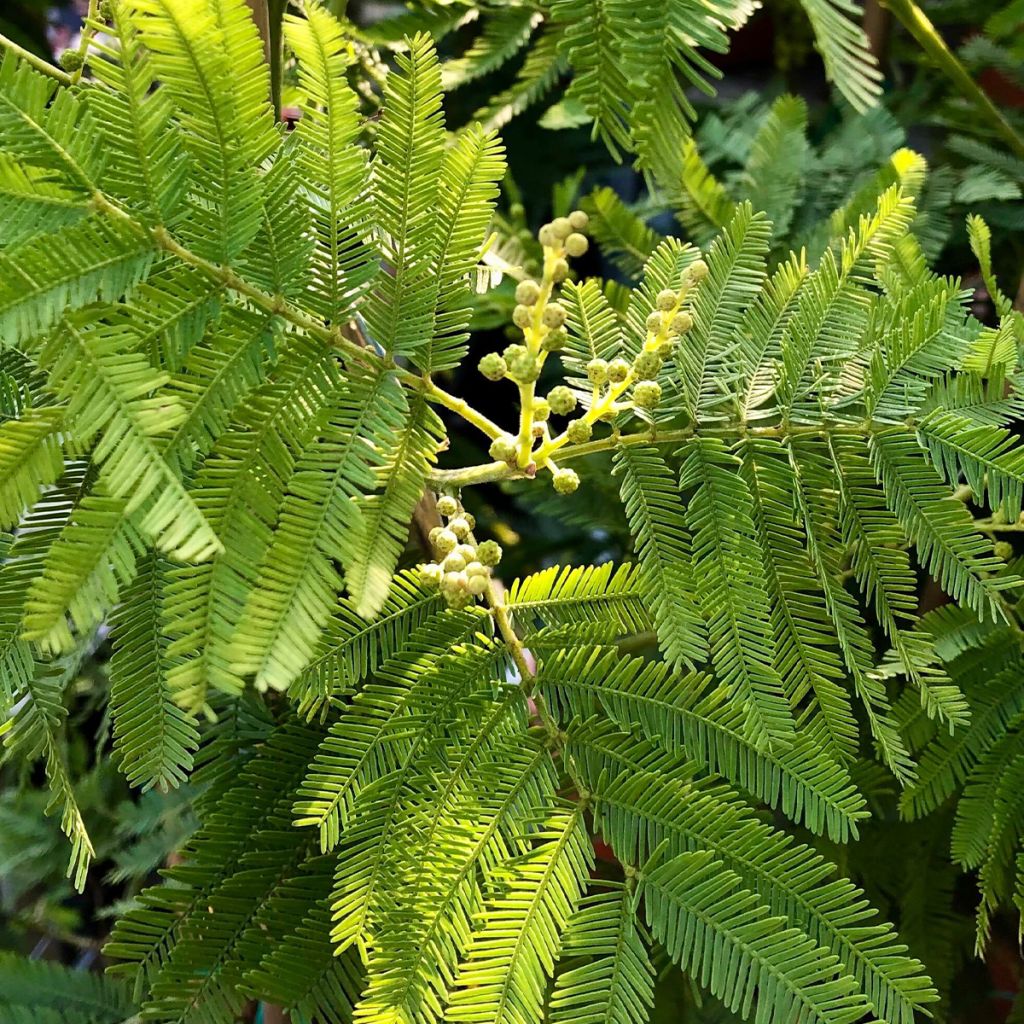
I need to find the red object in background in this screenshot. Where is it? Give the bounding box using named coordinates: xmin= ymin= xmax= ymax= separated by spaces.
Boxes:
xmin=987 ymin=932 xmax=1022 ymax=1022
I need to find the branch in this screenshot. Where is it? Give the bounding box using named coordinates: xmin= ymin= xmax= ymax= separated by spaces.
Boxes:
xmin=0 ymin=31 xmax=73 ymax=85
xmin=882 ymin=0 xmax=1024 ymax=160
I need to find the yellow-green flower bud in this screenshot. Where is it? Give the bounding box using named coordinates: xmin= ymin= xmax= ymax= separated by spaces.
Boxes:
xmin=687 ymin=258 xmax=709 ymax=282
xmin=477 ymin=539 xmax=503 ymax=566
xmin=441 ymin=571 xmax=469 ymax=597
xmin=436 ymin=495 xmax=459 ymax=518
xmin=515 ymin=279 xmax=541 ymax=305
xmin=547 ymin=385 xmax=577 ymax=415
xmin=633 ymin=380 xmax=662 ymax=409
xmin=467 ymin=574 xmax=489 ymax=596
xmin=510 ymin=351 xmax=539 ymax=382
xmin=565 ymin=233 xmax=588 ymax=257
xmin=466 ymin=560 xmax=488 ymax=577
xmin=419 ymin=562 xmax=443 ymax=586
xmin=503 ymin=343 xmax=528 ymax=363
xmin=461 ymin=512 xmax=476 ymax=531
xmin=587 ymin=358 xmax=609 ymax=385
xmin=456 ymin=543 xmax=477 ymax=562
xmin=551 ymin=216 xmax=573 ymax=240
xmin=512 ymin=304 xmax=533 ymax=329
xmin=552 ymin=468 xmax=580 ymax=494
xmin=995 ymin=540 xmax=1014 ymax=562
xmin=533 ymin=398 xmax=551 ymax=421
xmin=656 ymin=289 xmax=677 ymax=312
xmin=434 ymin=528 xmax=459 ymax=555
xmin=566 ymin=418 xmax=592 ymax=444
xmin=60 ymin=50 xmax=84 ymax=71
xmin=542 ymin=303 xmax=567 ymax=329
xmin=489 ymin=435 xmax=518 ymax=463
xmin=542 ymin=327 xmax=568 ymax=352
xmin=671 ymin=311 xmax=694 ymax=335
xmin=656 ymin=341 xmax=674 ymax=359
xmin=551 ymin=258 xmax=570 ymax=283
xmin=633 ymin=351 xmax=662 ymax=380
xmin=645 ymin=311 xmax=663 ymax=333
xmin=478 ymin=352 xmax=507 ymax=381
xmin=443 ymin=551 xmax=467 ymax=573
xmin=538 ymin=223 xmax=557 ymax=247
xmin=449 ymin=516 xmax=472 ymax=540
xmin=568 ymin=210 xmax=589 ymax=230
xmin=608 ymin=357 xmax=630 ymax=383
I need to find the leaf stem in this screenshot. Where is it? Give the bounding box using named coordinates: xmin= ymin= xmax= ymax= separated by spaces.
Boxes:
xmin=882 ymin=0 xmax=1024 ymax=160
xmin=71 ymin=0 xmax=101 ymax=84
xmin=0 ymin=32 xmax=73 ymax=85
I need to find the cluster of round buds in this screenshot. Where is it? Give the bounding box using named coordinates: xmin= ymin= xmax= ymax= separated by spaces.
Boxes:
xmin=420 ymin=496 xmax=503 ymax=609
xmin=537 ymin=210 xmax=590 ymax=258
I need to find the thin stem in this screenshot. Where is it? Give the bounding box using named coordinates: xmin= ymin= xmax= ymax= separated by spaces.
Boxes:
xmin=421 ymin=379 xmax=505 ymax=440
xmin=882 ymin=0 xmax=1024 ymax=160
xmin=0 ymin=32 xmax=73 ymax=85
xmin=71 ymin=0 xmax=101 ymax=84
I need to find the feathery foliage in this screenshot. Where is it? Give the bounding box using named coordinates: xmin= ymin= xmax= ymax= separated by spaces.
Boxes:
xmin=0 ymin=2 xmax=1022 ymax=1023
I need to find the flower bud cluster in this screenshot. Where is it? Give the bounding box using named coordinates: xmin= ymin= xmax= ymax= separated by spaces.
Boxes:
xmin=475 ymin=218 xmax=708 ymax=496
xmin=419 ymin=496 xmax=502 ymax=609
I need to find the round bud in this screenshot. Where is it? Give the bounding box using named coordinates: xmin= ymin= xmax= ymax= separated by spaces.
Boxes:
xmin=656 ymin=341 xmax=675 ymax=359
xmin=566 ymin=418 xmax=592 ymax=444
xmin=98 ymin=0 xmax=115 ymax=20
xmin=441 ymin=571 xmax=469 ymax=598
xmin=687 ymin=258 xmax=709 ymax=282
xmin=466 ymin=561 xmax=488 ymax=578
xmin=447 ymin=591 xmax=473 ymax=610
xmin=551 ymin=258 xmax=570 ymax=283
xmin=565 ymin=233 xmax=588 ymax=258
xmin=428 ymin=525 xmax=444 ymax=546
xmin=503 ymin=343 xmax=528 ymax=363
xmin=467 ymin=574 xmax=490 ymax=596
xmin=547 ymin=386 xmax=577 ymax=416
xmin=542 ymin=327 xmax=568 ymax=352
xmin=995 ymin=540 xmax=1014 ymax=563
xmin=456 ymin=544 xmax=477 ymax=562
xmin=568 ymin=210 xmax=589 ymax=231
xmin=542 ymin=303 xmax=567 ymax=329
xmin=443 ymin=551 xmax=467 ymax=573
xmin=462 ymin=512 xmax=476 ymax=531
xmin=436 ymin=495 xmax=459 ymax=518
xmin=489 ymin=435 xmax=518 ymax=464
xmin=59 ymin=50 xmax=84 ymax=71
xmin=512 ymin=304 xmax=533 ymax=329
xmin=645 ymin=311 xmax=664 ymax=333
xmin=586 ymin=358 xmax=609 ymax=385
xmin=538 ymin=224 xmax=556 ymax=247
xmin=419 ymin=562 xmax=443 ymax=586
xmin=608 ymin=358 xmax=630 ymax=383
xmin=477 ymin=540 xmax=503 ymax=566
xmin=478 ymin=352 xmax=507 ymax=381
xmin=434 ymin=528 xmax=459 ymax=555
xmin=656 ymin=289 xmax=677 ymax=312
xmin=671 ymin=311 xmax=694 ymax=335
xmin=509 ymin=351 xmax=539 ymax=382
xmin=533 ymin=398 xmax=551 ymax=422
xmin=633 ymin=351 xmax=662 ymax=380
xmin=449 ymin=516 xmax=471 ymax=539
xmin=633 ymin=381 xmax=662 ymax=409
xmin=515 ymin=279 xmax=541 ymax=305
xmin=551 ymin=216 xmax=573 ymax=240
xmin=552 ymin=468 xmax=580 ymax=495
